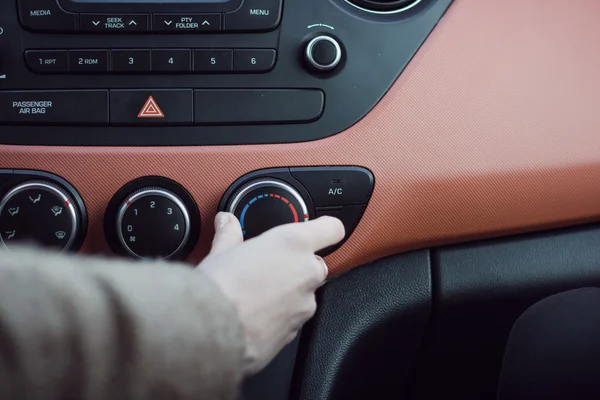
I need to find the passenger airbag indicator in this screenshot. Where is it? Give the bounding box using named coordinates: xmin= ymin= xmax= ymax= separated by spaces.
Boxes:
xmin=0 ymin=90 xmax=109 ymax=125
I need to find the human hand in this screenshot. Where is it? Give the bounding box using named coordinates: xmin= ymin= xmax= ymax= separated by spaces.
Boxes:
xmin=198 ymin=212 xmax=345 ymax=376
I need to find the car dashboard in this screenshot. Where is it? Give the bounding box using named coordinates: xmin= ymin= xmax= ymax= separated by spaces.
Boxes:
xmin=2 ymin=0 xmax=600 ymax=398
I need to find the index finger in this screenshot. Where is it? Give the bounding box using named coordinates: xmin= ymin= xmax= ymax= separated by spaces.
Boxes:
xmin=279 ymin=216 xmax=346 ymax=252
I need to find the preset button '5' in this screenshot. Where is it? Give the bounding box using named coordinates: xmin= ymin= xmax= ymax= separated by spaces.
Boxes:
xmin=194 ymin=49 xmax=233 ymax=72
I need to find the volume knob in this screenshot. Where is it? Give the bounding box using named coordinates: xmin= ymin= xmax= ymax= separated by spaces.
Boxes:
xmin=304 ymin=35 xmax=343 ymax=73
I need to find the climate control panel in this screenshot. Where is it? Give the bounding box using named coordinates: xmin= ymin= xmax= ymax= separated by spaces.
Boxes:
xmin=220 ymin=167 xmax=374 ymax=254
xmin=0 ymin=167 xmax=373 ymax=259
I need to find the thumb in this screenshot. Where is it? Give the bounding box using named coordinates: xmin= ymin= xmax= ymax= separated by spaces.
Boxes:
xmin=210 ymin=212 xmax=244 ymax=255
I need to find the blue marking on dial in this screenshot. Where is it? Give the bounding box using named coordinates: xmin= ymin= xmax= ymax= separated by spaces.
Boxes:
xmin=239 ymin=194 xmax=283 ymax=238
xmin=240 ymin=203 xmax=251 ymax=230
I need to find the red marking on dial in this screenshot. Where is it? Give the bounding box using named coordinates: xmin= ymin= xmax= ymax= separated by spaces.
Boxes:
xmin=289 ymin=204 xmax=299 ymax=223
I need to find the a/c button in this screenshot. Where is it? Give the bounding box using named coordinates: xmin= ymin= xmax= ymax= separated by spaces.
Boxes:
xmin=109 ymin=89 xmax=193 ymax=125
xmin=290 ymin=167 xmax=375 ymax=207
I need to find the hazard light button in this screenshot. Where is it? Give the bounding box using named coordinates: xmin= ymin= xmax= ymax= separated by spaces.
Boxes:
xmin=109 ymin=89 xmax=193 ymax=125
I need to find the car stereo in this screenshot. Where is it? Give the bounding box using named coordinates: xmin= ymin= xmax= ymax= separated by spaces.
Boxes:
xmin=0 ymin=0 xmax=453 ymax=146
xmin=18 ymin=0 xmax=280 ymax=33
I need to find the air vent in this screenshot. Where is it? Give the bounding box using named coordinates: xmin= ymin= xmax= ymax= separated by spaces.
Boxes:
xmin=346 ymin=0 xmax=420 ymax=12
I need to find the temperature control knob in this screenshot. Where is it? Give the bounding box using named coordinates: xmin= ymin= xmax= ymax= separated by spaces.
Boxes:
xmin=116 ymin=187 xmax=191 ymax=259
xmin=226 ymin=179 xmax=309 ymax=240
xmin=0 ymin=181 xmax=80 ymax=251
xmin=304 ymin=35 xmax=343 ymax=73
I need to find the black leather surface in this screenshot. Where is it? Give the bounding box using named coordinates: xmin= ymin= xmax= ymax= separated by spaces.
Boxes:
xmin=291 ymin=250 xmax=432 ymax=400
xmin=417 ymin=224 xmax=600 ymax=400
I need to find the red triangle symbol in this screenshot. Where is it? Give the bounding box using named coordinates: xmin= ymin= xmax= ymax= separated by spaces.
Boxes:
xmin=138 ymin=96 xmax=165 ymax=119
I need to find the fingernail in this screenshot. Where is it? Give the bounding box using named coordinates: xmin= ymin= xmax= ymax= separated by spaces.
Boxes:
xmin=315 ymin=255 xmax=329 ymax=282
xmin=215 ymin=213 xmax=229 ymax=230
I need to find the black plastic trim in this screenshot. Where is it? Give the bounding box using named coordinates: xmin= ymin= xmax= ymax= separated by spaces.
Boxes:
xmin=417 ymin=224 xmax=600 ymax=399
xmin=291 ymin=250 xmax=432 ymax=400
xmin=243 ymin=335 xmax=302 ymax=400
xmin=59 ymin=0 xmax=243 ymax=15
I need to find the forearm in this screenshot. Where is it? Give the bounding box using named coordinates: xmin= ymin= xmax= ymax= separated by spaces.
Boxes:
xmin=0 ymin=248 xmax=245 ymax=400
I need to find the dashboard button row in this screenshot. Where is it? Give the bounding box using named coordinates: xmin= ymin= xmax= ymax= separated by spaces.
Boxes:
xmin=0 ymin=89 xmax=325 ymax=126
xmin=18 ymin=0 xmax=282 ymax=33
xmin=24 ymin=49 xmax=277 ymax=74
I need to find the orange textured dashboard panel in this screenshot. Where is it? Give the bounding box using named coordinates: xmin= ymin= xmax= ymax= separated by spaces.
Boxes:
xmin=2 ymin=0 xmax=600 ymax=276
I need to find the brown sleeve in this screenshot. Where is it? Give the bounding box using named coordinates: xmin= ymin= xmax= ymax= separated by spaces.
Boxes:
xmin=0 ymin=247 xmax=245 ymax=400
